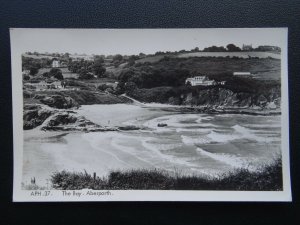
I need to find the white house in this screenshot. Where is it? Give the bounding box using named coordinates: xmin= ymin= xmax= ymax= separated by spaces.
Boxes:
xmin=22 ymin=70 xmax=30 ymax=76
xmin=52 ymin=60 xmax=60 ymax=68
xmin=242 ymin=44 xmax=253 ymax=51
xmin=185 ymin=76 xmax=216 ymax=86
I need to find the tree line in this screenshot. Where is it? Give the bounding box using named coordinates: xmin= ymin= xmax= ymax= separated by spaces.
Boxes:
xmin=68 ymin=58 xmax=106 ymax=79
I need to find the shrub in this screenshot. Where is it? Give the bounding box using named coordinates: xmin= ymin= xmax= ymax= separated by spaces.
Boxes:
xmin=49 ymin=68 xmax=64 ymax=80
xmin=50 ymin=156 xmax=282 ymax=191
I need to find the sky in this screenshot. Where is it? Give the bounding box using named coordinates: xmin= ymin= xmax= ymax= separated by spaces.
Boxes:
xmin=10 ymin=28 xmax=287 ymax=55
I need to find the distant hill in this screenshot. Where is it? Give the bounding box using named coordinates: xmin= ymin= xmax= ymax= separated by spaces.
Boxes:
xmin=22 ymin=54 xmax=55 ymax=59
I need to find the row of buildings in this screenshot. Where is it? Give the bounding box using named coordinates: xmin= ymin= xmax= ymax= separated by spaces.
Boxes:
xmin=23 ymin=80 xmax=69 ymax=91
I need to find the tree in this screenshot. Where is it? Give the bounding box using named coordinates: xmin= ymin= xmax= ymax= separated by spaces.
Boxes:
xmin=78 ymin=68 xmax=93 ymax=79
xmin=92 ymin=59 xmax=106 ymax=78
xmin=49 ymin=68 xmax=64 ymax=80
xmin=226 ymin=44 xmax=241 ymax=52
xmin=29 ymin=67 xmax=39 ymax=76
xmin=68 ymin=61 xmax=80 ymax=73
xmin=93 ymin=55 xmax=104 ymax=63
xmin=98 ymin=84 xmax=110 ymax=91
xmin=62 ymin=53 xmax=70 ymax=59
xmin=42 ymin=72 xmax=51 ymax=78
xmin=203 ymin=46 xmax=227 ymax=52
xmin=186 ymin=81 xmax=192 ymax=86
xmin=113 ymin=54 xmax=123 ymax=62
xmin=23 ymin=75 xmax=30 ymax=80
xmin=139 ymin=52 xmax=146 ymax=58
xmin=124 ymin=81 xmax=137 ymax=95
xmin=127 ymin=55 xmax=137 ymax=66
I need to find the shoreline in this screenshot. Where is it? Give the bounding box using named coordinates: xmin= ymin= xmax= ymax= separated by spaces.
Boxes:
xmin=22 ymin=102 xmax=282 ymax=187
xmin=157 ymin=105 xmax=281 ymax=116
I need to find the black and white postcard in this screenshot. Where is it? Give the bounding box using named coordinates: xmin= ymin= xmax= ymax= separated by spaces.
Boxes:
xmin=10 ymin=28 xmax=291 ymax=201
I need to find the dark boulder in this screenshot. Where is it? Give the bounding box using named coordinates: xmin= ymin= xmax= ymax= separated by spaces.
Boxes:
xmin=157 ymin=123 xmax=168 ymax=127
xmin=47 ymin=113 xmax=77 ymax=127
xmin=118 ymin=125 xmax=141 ymax=131
xmin=23 ymin=105 xmax=53 ymax=130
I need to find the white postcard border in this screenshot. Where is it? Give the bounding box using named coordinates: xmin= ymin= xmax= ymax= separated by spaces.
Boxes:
xmin=10 ymin=28 xmax=292 ymax=202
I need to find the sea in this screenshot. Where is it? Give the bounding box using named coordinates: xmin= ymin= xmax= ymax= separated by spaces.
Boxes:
xmin=23 ymin=103 xmax=281 ymax=186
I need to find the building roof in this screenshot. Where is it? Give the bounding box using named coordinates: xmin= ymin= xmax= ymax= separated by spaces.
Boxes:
xmin=186 ymin=76 xmax=207 ymax=80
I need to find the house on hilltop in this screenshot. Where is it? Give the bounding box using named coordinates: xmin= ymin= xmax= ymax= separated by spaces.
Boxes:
xmin=242 ymin=44 xmax=253 ymax=51
xmin=52 ymin=58 xmax=60 ymax=68
xmin=185 ymin=76 xmax=217 ymax=86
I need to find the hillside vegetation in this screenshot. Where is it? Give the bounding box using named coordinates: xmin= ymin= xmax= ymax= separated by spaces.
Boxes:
xmin=116 ymin=57 xmax=281 ymax=110
xmin=50 ymin=157 xmax=282 ymax=191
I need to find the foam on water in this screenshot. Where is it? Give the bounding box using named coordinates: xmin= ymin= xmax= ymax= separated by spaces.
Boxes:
xmin=141 ymin=138 xmax=201 ymax=169
xmin=181 ymin=135 xmax=212 ymax=145
xmin=207 ymin=130 xmax=240 ymax=143
xmin=232 ymin=124 xmax=279 ymax=143
xmin=82 ymin=132 xmax=132 ymax=167
xmin=176 ymin=128 xmax=211 ymax=133
xmin=110 ymin=137 xmax=157 ymax=167
xmin=144 ymin=114 xmax=219 ymax=133
xmin=196 ymin=148 xmax=255 ymax=171
xmin=141 ymin=141 xmax=182 ymax=151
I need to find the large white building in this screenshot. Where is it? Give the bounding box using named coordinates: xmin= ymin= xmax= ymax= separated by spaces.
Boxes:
xmin=185 ymin=76 xmax=216 ymax=86
xmin=52 ymin=59 xmax=60 ymax=68
xmin=242 ymin=44 xmax=253 ymax=51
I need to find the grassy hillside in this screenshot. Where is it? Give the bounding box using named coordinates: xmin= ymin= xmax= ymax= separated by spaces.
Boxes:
xmin=137 ymin=57 xmax=281 ymax=81
xmin=50 ymin=157 xmax=282 ymax=191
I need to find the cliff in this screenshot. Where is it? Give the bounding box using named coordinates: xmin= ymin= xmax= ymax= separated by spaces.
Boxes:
xmin=181 ymin=87 xmax=280 ymax=110
xmin=128 ymin=85 xmax=281 ymax=113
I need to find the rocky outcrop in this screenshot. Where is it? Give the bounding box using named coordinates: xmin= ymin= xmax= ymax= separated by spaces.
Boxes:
xmin=180 ymin=87 xmax=280 ymax=110
xmin=23 ymin=104 xmax=141 ymax=132
xmin=40 ymin=95 xmax=79 ymax=109
xmin=41 ymin=112 xmax=118 ymax=132
xmin=117 ymin=125 xmax=141 ymax=131
xmin=128 ymin=86 xmax=281 ymax=114
xmin=23 ymin=105 xmax=54 ymax=130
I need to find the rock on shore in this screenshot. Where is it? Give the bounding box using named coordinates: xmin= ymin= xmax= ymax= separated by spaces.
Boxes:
xmin=41 ymin=111 xmax=118 ymax=132
xmin=23 ymin=105 xmax=55 ymax=130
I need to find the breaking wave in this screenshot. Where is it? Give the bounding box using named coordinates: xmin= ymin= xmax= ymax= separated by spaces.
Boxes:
xmin=196 ymin=148 xmax=255 ymax=170
xmin=181 ymin=135 xmax=212 ymax=145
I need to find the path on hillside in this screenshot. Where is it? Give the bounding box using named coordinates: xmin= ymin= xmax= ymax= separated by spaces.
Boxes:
xmin=120 ymin=94 xmax=145 ymax=106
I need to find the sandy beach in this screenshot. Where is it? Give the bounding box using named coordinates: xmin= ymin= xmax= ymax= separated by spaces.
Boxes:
xmin=23 ymin=104 xmax=281 ymax=187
